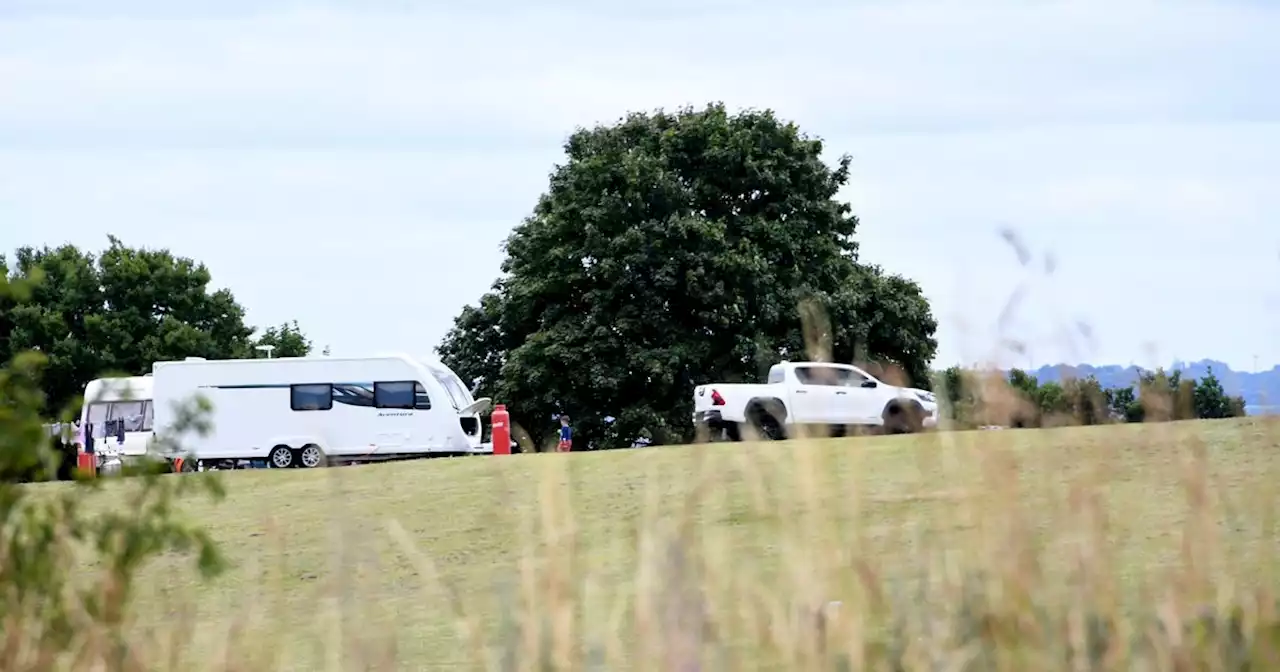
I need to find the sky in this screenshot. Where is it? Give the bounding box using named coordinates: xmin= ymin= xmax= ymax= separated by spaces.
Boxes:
xmin=1 ymin=0 xmax=1278 ymax=372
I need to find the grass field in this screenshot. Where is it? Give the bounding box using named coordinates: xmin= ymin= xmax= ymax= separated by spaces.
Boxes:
xmin=98 ymin=417 xmax=1280 ymax=669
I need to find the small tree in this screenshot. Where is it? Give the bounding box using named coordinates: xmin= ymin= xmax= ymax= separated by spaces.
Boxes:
xmin=1104 ymin=385 xmax=1144 ymax=423
xmin=247 ymin=319 xmax=312 ymax=358
xmin=1137 ymin=368 xmax=1197 ymax=422
xmin=1062 ymin=375 xmax=1109 ymax=425
xmin=1003 ymin=369 xmax=1043 ymax=427
xmin=1193 ymin=366 xmax=1233 ymax=419
xmin=934 ymin=365 xmax=980 ymax=428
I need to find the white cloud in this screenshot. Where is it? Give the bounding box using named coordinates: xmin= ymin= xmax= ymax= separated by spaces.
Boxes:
xmin=2 ymin=0 xmax=1278 ymax=370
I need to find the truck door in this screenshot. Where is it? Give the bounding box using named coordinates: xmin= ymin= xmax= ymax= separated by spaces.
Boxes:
xmin=791 ymin=366 xmax=843 ymax=423
xmin=840 ymin=368 xmax=883 ymax=423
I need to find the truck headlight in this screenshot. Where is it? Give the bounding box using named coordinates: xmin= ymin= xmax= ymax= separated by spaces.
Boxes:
xmin=914 ymin=390 xmax=936 ymax=403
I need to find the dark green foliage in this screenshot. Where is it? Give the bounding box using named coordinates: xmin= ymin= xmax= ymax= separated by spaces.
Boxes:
xmin=249 ymin=319 xmax=313 ymax=358
xmin=2 ymin=237 xmax=310 ymax=412
xmin=439 ymin=104 xmax=939 ymax=449
xmin=1193 ymin=366 xmax=1238 ymax=420
xmin=1105 ymin=385 xmax=1144 ymax=423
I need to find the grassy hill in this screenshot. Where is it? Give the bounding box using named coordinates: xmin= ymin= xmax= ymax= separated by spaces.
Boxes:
xmin=102 ymin=418 xmax=1280 ymax=669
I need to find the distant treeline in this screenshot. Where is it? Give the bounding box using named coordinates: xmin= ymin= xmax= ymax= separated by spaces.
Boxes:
xmin=932 ymin=365 xmax=1247 ymax=429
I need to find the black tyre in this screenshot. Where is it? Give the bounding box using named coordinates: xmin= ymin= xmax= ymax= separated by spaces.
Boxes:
xmin=747 ymin=402 xmax=787 ymax=441
xmin=759 ymin=415 xmax=786 ymax=440
xmin=268 ymin=445 xmax=295 ymax=469
xmin=882 ymin=400 xmax=924 ymax=435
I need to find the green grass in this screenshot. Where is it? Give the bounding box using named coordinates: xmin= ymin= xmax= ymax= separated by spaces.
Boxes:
xmin=105 ymin=417 xmax=1280 ymax=669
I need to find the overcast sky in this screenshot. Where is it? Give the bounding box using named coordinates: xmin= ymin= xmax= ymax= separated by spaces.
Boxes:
xmin=2 ymin=0 xmax=1277 ymax=372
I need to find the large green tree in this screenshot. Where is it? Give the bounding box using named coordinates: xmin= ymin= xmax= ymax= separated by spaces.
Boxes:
xmin=439 ymin=104 xmax=938 ymax=449
xmin=2 ymin=236 xmax=310 ymax=413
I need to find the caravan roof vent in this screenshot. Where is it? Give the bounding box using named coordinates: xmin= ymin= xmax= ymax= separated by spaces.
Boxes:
xmin=185 ymin=356 xmax=207 ymax=362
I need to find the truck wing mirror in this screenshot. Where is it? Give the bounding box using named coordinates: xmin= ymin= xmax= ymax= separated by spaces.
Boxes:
xmin=860 ymin=380 xmax=878 ymax=388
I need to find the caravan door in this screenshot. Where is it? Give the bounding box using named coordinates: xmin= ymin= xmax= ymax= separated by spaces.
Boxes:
xmin=371 ymin=381 xmax=433 ymax=454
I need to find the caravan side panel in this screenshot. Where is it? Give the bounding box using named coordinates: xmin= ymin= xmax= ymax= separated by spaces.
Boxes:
xmin=151 ymin=356 xmax=472 ymax=461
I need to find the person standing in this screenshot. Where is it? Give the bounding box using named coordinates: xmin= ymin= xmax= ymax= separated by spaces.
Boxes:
xmin=556 ymin=415 xmax=573 ymax=453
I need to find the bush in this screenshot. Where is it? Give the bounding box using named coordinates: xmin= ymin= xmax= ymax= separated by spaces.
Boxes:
xmin=1 ymin=269 xmax=226 ymax=670
xmin=935 ymin=364 xmax=1249 ymax=429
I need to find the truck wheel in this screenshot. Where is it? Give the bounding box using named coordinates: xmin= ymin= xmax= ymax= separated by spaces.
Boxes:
xmin=299 ymin=444 xmax=327 ymax=468
xmin=750 ymin=416 xmax=778 ymax=440
xmin=268 ymin=445 xmax=295 ymax=469
xmin=745 ymin=400 xmax=788 ymax=441
xmin=882 ymin=401 xmax=924 ymax=435
xmin=752 ymin=412 xmax=786 ymax=441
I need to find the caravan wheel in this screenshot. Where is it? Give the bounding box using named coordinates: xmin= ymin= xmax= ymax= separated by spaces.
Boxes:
xmin=299 ymin=444 xmax=327 ymax=468
xmin=268 ymin=445 xmax=295 ymax=469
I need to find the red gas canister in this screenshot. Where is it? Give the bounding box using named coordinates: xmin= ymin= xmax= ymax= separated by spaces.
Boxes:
xmin=76 ymin=452 xmax=96 ymax=478
xmin=491 ymin=404 xmax=511 ymax=455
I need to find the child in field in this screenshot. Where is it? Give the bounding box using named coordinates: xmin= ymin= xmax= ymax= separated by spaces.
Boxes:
xmin=557 ymin=415 xmax=573 ymax=452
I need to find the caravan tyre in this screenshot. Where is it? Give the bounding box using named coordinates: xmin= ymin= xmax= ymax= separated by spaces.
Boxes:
xmin=268 ymin=445 xmax=295 ymax=469
xmin=299 ymin=444 xmax=327 ymax=468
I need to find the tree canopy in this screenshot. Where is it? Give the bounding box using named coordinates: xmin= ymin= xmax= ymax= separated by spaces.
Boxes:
xmin=1 ymin=236 xmax=310 ymax=413
xmin=249 ymin=320 xmax=313 ymax=359
xmin=439 ymin=104 xmax=939 ymax=449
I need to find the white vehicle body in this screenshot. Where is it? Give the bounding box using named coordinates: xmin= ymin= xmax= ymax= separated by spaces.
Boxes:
xmin=150 ymin=353 xmax=492 ymax=467
xmin=692 ymin=361 xmax=938 ymax=438
xmin=81 ymin=375 xmax=154 ymax=459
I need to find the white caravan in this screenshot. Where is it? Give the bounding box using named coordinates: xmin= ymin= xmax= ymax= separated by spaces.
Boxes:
xmin=149 ymin=353 xmax=492 ymax=469
xmin=81 ymin=375 xmax=154 ymax=461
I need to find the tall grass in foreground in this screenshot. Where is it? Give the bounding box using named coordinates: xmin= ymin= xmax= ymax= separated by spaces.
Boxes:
xmin=287 ymin=231 xmax=1277 ymax=670
xmin=6 ymin=232 xmax=1280 ymax=670
xmin=17 ymin=413 xmax=1280 ymax=670
xmin=473 ymin=425 xmax=1279 ymax=671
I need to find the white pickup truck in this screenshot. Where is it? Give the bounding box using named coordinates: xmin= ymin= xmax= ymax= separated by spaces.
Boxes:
xmin=692 ymin=361 xmax=939 ymax=440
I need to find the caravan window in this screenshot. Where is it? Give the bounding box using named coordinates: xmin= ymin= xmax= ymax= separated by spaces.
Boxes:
xmin=87 ymin=400 xmax=154 ymax=431
xmin=109 ymin=400 xmax=151 ymax=431
xmin=413 ymin=383 xmax=432 ymax=410
xmin=431 ymin=369 xmax=472 ymax=411
xmin=374 ymin=381 xmax=416 ymax=410
xmin=332 ymin=384 xmax=374 ymax=407
xmin=86 ymin=403 xmax=110 ymax=425
xmin=291 ymin=384 xmax=333 ymax=411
